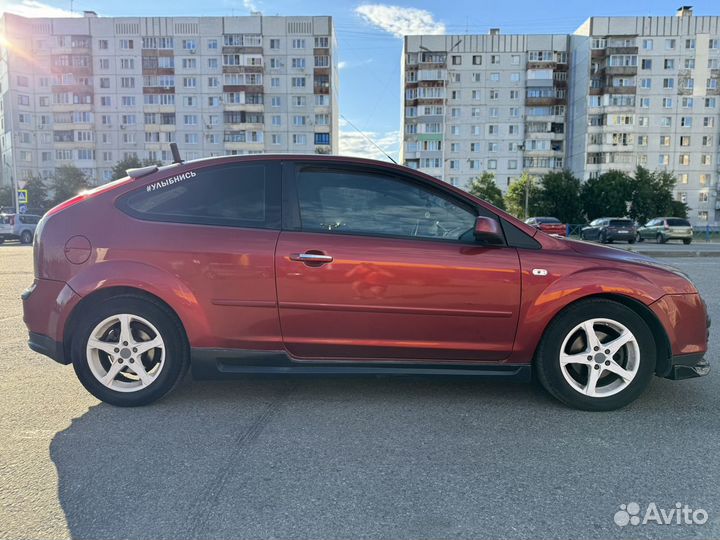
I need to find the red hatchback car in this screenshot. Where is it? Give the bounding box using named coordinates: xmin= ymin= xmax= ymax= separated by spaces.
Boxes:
xmin=22 ymin=154 xmax=710 ymax=410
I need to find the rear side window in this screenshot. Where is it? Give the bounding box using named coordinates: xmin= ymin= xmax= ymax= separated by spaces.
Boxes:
xmin=666 ymin=218 xmax=690 ymax=227
xmin=120 ymin=163 xmax=280 ymax=229
xmin=19 ymin=215 xmax=39 ymax=225
xmin=294 ymin=167 xmax=479 ymax=242
xmin=609 ymin=219 xmax=633 ymax=227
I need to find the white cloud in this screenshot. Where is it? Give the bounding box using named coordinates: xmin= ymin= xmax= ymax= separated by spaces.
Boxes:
xmin=355 ymin=4 xmax=445 ymax=38
xmin=339 ymin=129 xmax=401 ymax=163
xmin=337 ymin=61 xmax=348 ymax=70
xmin=4 ymin=0 xmax=80 ymax=17
xmin=242 ymin=0 xmax=259 ymax=13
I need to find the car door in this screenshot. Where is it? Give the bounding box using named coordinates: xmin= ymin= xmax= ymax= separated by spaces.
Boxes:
xmin=585 ymin=219 xmax=599 ymax=240
xmin=275 ymin=162 xmax=522 ymax=362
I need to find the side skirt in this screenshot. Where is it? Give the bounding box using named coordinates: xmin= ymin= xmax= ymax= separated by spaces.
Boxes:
xmin=191 ymin=348 xmax=532 ymax=382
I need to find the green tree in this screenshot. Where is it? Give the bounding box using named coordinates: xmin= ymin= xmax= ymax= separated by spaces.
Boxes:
xmin=580 ymin=170 xmax=633 ymax=221
xmin=468 ymin=172 xmax=505 ymax=210
xmin=111 ymin=155 xmax=162 ymax=180
xmin=670 ymin=199 xmax=689 ymax=219
xmin=505 ymin=172 xmax=541 ymax=219
xmin=22 ymin=176 xmax=50 ymax=213
xmin=0 ymin=185 xmax=13 ymax=210
xmin=52 ymin=165 xmax=89 ymax=206
xmin=536 ymin=170 xmax=584 ymax=223
xmin=628 ymin=167 xmax=677 ymax=225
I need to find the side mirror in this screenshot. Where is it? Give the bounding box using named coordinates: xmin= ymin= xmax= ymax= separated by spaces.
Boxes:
xmin=474 ymin=216 xmax=504 ymax=244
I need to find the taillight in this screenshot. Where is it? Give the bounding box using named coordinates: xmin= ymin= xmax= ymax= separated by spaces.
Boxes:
xmin=664 ymin=223 xmax=670 ymax=230
xmin=44 ymin=177 xmax=132 ymax=218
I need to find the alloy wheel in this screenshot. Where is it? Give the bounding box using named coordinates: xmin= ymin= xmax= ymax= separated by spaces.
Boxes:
xmin=86 ymin=313 xmax=166 ymax=392
xmin=558 ymin=318 xmax=640 ymax=398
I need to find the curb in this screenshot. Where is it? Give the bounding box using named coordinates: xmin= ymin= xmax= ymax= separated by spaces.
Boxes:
xmin=626 ymin=249 xmax=720 ymax=258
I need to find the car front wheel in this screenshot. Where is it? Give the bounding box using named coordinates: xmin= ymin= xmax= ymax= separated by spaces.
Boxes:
xmin=20 ymin=230 xmax=33 ymax=244
xmin=683 ymin=238 xmax=692 ymax=245
xmin=656 ymin=233 xmax=666 ymax=244
xmin=636 ymin=233 xmax=644 ymax=243
xmin=535 ymin=299 xmax=656 ymax=411
xmin=71 ymin=294 xmax=189 ymax=406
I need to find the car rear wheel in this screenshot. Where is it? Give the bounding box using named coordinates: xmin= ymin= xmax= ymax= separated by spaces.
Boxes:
xmin=71 ymin=295 xmax=189 ymax=406
xmin=599 ymin=231 xmax=607 ymax=244
xmin=20 ymin=230 xmax=33 ymax=244
xmin=628 ymin=237 xmax=636 ymax=244
xmin=535 ymin=299 xmax=656 ymax=411
xmin=683 ymin=238 xmax=692 ymax=245
xmin=636 ymin=233 xmax=644 ymax=243
xmin=656 ymin=233 xmax=666 ymax=244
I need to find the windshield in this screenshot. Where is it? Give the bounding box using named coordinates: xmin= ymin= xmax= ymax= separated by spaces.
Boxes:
xmin=667 ymin=218 xmax=690 ymax=227
xmin=609 ymin=219 xmax=633 ymax=227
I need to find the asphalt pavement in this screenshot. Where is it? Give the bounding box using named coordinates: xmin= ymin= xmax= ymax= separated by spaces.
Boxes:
xmin=1 ymin=244 xmax=719 ymax=540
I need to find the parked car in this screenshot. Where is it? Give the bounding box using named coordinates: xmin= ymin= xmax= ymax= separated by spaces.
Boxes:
xmin=0 ymin=213 xmax=41 ymax=244
xmin=22 ymin=154 xmax=709 ymax=411
xmin=524 ymin=217 xmax=567 ymax=237
xmin=580 ymin=218 xmax=636 ymax=244
xmin=637 ymin=217 xmax=693 ymax=244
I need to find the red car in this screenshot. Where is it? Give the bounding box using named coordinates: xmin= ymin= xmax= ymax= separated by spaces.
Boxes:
xmin=525 ymin=217 xmax=567 ymax=237
xmin=22 ymin=154 xmax=710 ymax=410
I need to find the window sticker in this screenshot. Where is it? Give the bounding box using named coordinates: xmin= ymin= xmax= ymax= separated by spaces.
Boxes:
xmin=146 ymin=170 xmax=197 ymax=192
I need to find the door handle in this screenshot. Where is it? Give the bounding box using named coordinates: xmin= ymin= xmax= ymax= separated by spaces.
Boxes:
xmin=289 ymin=252 xmax=333 ymax=265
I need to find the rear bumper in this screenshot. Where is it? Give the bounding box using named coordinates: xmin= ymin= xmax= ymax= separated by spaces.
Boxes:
xmin=22 ymin=278 xmax=80 ymax=361
xmin=664 ymin=353 xmax=710 ymax=380
xmin=28 ymin=331 xmax=67 ymax=365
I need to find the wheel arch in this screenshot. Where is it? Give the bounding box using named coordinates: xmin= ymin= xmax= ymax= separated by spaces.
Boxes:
xmin=532 ymin=292 xmax=672 ymax=376
xmin=62 ymin=286 xmax=191 ymax=366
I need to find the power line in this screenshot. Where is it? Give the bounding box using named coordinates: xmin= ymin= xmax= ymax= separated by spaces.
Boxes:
xmin=340 ymin=114 xmax=398 ymax=164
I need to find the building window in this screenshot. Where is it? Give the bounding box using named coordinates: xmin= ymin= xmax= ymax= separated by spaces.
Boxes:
xmin=472 ymin=55 xmax=481 ymax=65
xmin=452 ymin=55 xmax=461 ymax=65
xmin=665 ymin=39 xmax=676 ymax=50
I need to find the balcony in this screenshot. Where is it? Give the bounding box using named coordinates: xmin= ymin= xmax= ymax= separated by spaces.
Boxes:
xmin=604 ymin=66 xmax=637 ymax=76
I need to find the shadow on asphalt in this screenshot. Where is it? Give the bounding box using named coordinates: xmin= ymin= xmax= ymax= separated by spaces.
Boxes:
xmin=49 ymin=374 xmax=716 ymax=540
xmin=49 ymin=375 xmax=558 ymax=539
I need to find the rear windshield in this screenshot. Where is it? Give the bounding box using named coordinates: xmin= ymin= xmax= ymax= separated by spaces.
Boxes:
xmin=666 ymin=218 xmax=690 ymax=227
xmin=537 ymin=217 xmax=561 ymax=224
xmin=0 ymin=215 xmax=14 ymax=225
xmin=609 ymin=219 xmax=633 ymax=227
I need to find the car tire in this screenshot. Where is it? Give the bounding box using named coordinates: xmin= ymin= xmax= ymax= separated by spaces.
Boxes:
xmin=0 ymin=237 xmax=4 ymax=245
xmin=20 ymin=230 xmax=33 ymax=245
xmin=656 ymin=233 xmax=666 ymax=244
xmin=683 ymin=238 xmax=692 ymax=245
xmin=636 ymin=233 xmax=644 ymax=243
xmin=535 ymin=299 xmax=656 ymax=411
xmin=71 ymin=294 xmax=189 ymax=407
xmin=628 ymin=237 xmax=636 ymax=244
xmin=580 ymin=232 xmax=586 ymax=240
xmin=599 ymin=231 xmax=607 ymax=244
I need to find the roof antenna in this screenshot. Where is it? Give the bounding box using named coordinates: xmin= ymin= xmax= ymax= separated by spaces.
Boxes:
xmin=340 ymin=114 xmax=398 ymax=164
xmin=170 ymin=142 xmax=184 ymax=164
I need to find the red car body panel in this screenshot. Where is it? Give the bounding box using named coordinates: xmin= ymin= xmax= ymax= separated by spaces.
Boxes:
xmin=276 ymin=231 xmax=521 ymax=361
xmin=538 ymin=223 xmax=567 ymax=236
xmin=22 ymin=155 xmax=708 ymax=375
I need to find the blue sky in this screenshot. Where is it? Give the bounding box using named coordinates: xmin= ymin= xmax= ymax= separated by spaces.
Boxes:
xmin=4 ymin=0 xmax=719 ymax=159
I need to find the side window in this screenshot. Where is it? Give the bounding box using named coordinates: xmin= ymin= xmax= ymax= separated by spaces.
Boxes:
xmin=295 ymin=167 xmax=479 ymax=241
xmin=120 ymin=163 xmax=280 ymax=229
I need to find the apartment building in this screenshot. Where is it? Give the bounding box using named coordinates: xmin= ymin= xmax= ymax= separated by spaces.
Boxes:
xmin=402 ymin=8 xmax=720 ymax=224
xmin=401 ymin=32 xmax=570 ymax=192
xmin=569 ymin=8 xmax=720 ymax=223
xmin=0 ymin=12 xmax=338 ymax=189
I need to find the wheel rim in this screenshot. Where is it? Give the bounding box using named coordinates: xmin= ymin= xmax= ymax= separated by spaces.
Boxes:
xmin=86 ymin=314 xmax=166 ymax=393
xmin=558 ymin=318 xmax=640 ymax=398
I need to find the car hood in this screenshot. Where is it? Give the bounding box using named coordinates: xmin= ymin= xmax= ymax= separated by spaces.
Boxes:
xmin=564 ymin=238 xmax=659 ymax=266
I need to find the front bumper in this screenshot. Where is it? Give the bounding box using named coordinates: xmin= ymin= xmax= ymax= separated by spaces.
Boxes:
xmin=664 ymin=353 xmax=710 ymax=380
